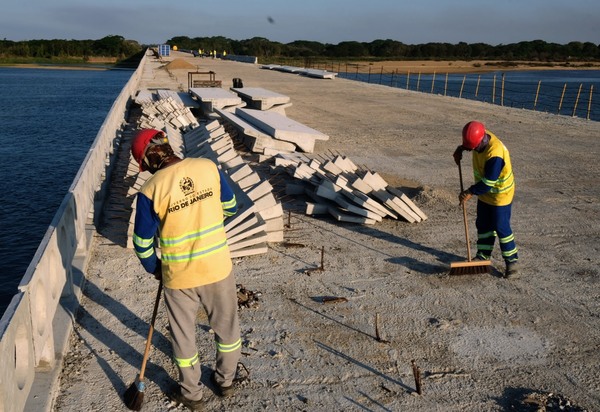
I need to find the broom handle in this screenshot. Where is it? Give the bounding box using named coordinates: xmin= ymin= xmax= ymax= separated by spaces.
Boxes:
xmin=458 ymin=162 xmax=473 ymax=261
xmin=139 ymin=280 xmax=163 ymax=381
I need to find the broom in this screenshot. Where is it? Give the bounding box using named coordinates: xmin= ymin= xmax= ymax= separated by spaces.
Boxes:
xmin=124 ymin=280 xmax=163 ymax=410
xmin=449 ymin=161 xmax=491 ymax=275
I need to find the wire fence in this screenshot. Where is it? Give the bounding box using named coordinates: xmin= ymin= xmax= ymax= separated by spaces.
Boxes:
xmin=303 ymin=61 xmax=600 ymax=122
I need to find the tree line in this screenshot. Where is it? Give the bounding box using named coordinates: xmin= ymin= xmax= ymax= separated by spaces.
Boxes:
xmin=1 ymin=35 xmax=599 ymax=62
xmin=0 ymin=35 xmax=142 ymax=61
xmin=169 ymin=36 xmax=600 ymax=62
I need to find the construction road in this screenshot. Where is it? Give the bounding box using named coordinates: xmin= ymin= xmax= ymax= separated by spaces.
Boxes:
xmin=53 ymin=52 xmax=600 ymax=411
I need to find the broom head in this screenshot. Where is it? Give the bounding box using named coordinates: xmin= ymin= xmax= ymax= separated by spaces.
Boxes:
xmin=448 ymin=259 xmax=491 ymax=276
xmin=124 ymin=378 xmax=145 ymax=411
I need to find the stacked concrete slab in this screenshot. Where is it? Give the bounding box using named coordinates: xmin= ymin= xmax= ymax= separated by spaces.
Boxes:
xmin=215 ymin=106 xmax=329 ymax=155
xmin=214 ymin=108 xmax=296 ymax=155
xmin=260 ymin=64 xmax=338 ymax=79
xmin=277 ymin=153 xmax=427 ymax=225
xmin=188 ymin=87 xmax=245 ymax=117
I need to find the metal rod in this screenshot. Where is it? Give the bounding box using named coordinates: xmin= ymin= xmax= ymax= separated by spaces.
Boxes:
xmin=411 ymin=360 xmax=423 ymax=395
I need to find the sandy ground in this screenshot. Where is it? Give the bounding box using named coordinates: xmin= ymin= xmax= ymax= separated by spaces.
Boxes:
xmin=52 ymin=52 xmax=600 ymax=411
xmin=341 ymin=60 xmax=600 ymax=74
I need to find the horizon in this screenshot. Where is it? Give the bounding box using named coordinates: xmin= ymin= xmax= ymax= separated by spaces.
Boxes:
xmin=2 ymin=36 xmax=598 ymax=49
xmin=1 ymin=0 xmax=598 ymax=47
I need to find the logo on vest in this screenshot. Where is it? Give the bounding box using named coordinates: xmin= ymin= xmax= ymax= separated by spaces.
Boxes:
xmin=180 ymin=177 xmax=194 ymax=195
xmin=168 ymin=183 xmax=215 ymax=214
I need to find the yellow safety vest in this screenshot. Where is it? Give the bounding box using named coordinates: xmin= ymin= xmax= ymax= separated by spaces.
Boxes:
xmin=140 ymin=158 xmax=232 ymax=289
xmin=472 ymin=132 xmax=515 ymax=206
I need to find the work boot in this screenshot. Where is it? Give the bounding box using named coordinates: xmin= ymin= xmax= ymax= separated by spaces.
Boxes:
xmin=168 ymin=387 xmax=204 ymax=411
xmin=211 ymin=371 xmax=234 ymax=398
xmin=504 ymin=261 xmax=520 ymax=279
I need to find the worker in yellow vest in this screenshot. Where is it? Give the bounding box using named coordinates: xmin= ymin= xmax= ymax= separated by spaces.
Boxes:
xmin=453 ymin=121 xmax=520 ymax=279
xmin=131 ymin=129 xmax=240 ymax=410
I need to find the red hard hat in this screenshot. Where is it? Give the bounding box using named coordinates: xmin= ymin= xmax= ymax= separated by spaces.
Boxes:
xmin=131 ymin=129 xmax=167 ymax=171
xmin=462 ymin=121 xmax=486 ymax=150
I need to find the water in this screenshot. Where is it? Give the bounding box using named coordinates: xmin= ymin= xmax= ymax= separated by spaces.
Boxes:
xmin=338 ymin=69 xmax=600 ymax=121
xmin=0 ymin=67 xmax=132 ymax=316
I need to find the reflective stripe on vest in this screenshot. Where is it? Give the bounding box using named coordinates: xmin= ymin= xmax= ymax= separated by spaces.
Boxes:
xmin=222 ymin=195 xmax=236 ymax=210
xmin=473 ymin=169 xmax=514 ymax=194
xmin=132 ymin=233 xmax=155 ymax=259
xmin=159 ymin=222 xmax=227 ymax=263
xmin=133 ymin=234 xmax=154 ymax=248
xmin=161 ymin=239 xmax=228 ymax=263
xmin=160 ymin=222 xmax=224 ymax=247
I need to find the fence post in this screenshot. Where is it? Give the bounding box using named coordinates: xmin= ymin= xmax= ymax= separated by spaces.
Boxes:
xmin=390 ymin=70 xmax=395 ymax=87
xmin=444 ymin=73 xmax=448 ymax=96
xmin=587 ymin=85 xmax=594 ymax=120
xmin=558 ymin=83 xmax=567 ymax=114
xmin=475 ymin=75 xmax=481 ymax=97
xmin=492 ymin=75 xmax=496 ymax=104
xmin=572 ymin=83 xmax=583 ymax=117
xmin=406 ymin=71 xmax=410 ymax=90
xmin=431 ymin=71 xmax=436 ymax=94
xmin=501 ymin=73 xmax=505 ymax=107
xmin=416 ymin=72 xmax=421 ymax=92
xmin=533 ymin=80 xmax=542 ymax=111
xmin=380 ymin=67 xmax=383 ymax=85
xmin=459 ymin=75 xmax=466 ymax=98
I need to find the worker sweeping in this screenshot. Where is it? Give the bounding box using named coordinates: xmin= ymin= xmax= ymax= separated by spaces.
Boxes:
xmin=453 ymin=121 xmax=520 ymax=279
xmin=127 ymin=129 xmax=241 ymax=411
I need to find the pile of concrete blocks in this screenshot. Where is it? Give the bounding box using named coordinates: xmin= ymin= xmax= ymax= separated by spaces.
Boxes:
xmin=126 ymin=119 xmax=284 ymax=258
xmin=135 ymin=89 xmax=200 ymax=109
xmin=276 ymin=153 xmax=427 ymax=225
xmin=136 ymin=94 xmax=200 ymax=132
xmin=215 ymin=107 xmax=329 ymax=155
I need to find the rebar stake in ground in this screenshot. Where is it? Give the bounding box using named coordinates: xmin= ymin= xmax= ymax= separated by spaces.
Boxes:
xmin=305 ymin=246 xmax=325 ymax=275
xmin=411 ymin=359 xmax=423 ymax=395
xmin=285 ymin=210 xmax=292 ymax=228
xmin=375 ymin=313 xmax=390 ymax=343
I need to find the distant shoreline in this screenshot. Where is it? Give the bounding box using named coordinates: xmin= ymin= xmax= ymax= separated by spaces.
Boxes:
xmin=0 ymin=63 xmax=117 ymax=71
xmin=335 ymin=60 xmax=600 ymax=74
xmin=4 ymin=60 xmax=600 ymax=75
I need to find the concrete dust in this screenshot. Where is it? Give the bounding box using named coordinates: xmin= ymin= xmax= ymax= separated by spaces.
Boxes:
xmin=53 ymin=53 xmax=600 ymax=411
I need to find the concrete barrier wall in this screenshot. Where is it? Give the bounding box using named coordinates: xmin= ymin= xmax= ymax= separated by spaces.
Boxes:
xmin=0 ymin=51 xmax=148 ymax=412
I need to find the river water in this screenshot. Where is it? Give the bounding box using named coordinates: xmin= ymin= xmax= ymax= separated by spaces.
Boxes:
xmin=339 ymin=69 xmax=600 ymax=121
xmin=0 ymin=67 xmax=132 ymax=316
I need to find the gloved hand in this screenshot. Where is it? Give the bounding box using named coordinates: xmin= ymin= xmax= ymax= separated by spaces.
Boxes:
xmin=459 ymin=190 xmax=472 ymax=204
xmin=453 ymin=146 xmax=464 ymax=165
xmin=153 ymin=260 xmax=162 ymax=281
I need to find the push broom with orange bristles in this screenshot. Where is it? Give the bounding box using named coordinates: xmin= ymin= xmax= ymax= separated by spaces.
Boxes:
xmin=449 ymin=161 xmax=492 ymax=275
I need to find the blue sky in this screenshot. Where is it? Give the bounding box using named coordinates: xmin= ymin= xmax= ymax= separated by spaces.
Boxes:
xmin=1 ymin=0 xmax=598 ymax=45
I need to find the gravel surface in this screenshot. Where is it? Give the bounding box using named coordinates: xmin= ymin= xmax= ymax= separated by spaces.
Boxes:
xmin=53 ymin=52 xmax=600 ymax=411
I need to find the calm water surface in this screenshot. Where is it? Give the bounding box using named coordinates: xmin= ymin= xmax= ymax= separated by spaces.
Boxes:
xmin=0 ymin=67 xmax=132 ymax=316
xmin=340 ymin=69 xmax=600 ymax=121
